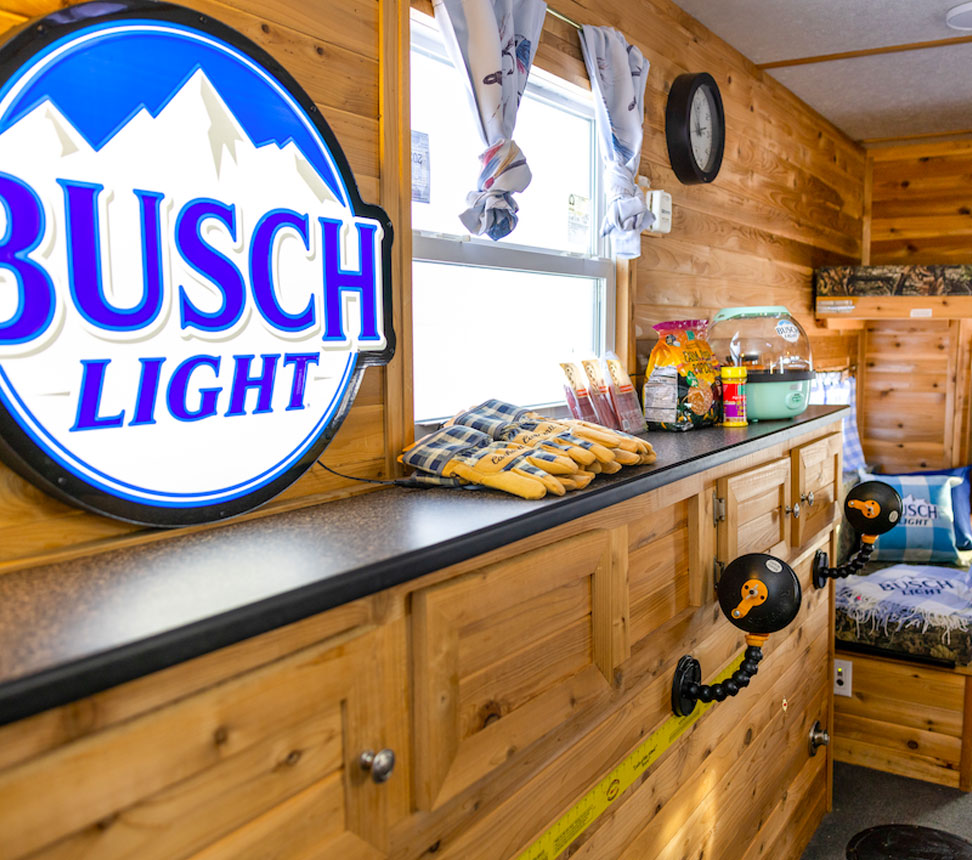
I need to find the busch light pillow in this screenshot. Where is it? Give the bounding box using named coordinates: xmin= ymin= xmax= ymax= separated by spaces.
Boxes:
xmin=898 ymin=465 xmax=972 ymax=550
xmin=860 ymin=473 xmax=963 ymax=563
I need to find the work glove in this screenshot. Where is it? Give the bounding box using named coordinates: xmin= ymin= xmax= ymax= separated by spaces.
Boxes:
xmin=400 ymin=426 xmax=568 ymax=500
xmin=449 ymin=400 xmax=656 ymax=467
xmin=447 ymin=403 xmax=612 ymax=468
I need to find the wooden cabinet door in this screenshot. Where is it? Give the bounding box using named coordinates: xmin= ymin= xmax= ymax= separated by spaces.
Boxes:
xmin=0 ymin=626 xmax=405 ymax=860
xmin=791 ymin=432 xmax=842 ymax=549
xmin=717 ymin=457 xmax=792 ymax=563
xmin=411 ymin=530 xmax=619 ymax=811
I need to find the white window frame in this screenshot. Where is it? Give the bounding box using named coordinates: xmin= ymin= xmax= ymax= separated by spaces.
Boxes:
xmin=410 ymin=11 xmax=616 ymax=422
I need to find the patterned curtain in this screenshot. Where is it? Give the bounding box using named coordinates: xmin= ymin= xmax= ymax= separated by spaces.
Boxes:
xmin=809 ymin=371 xmax=867 ymax=473
xmin=434 ymin=0 xmax=547 ymax=241
xmin=579 ymin=26 xmax=651 ymax=258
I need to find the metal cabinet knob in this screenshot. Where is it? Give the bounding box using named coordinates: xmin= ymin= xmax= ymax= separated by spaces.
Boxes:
xmin=786 ymin=502 xmax=801 ymax=519
xmin=359 ymin=748 xmax=395 ymax=783
xmin=801 ymin=491 xmax=815 ymax=507
xmin=808 ymin=720 xmax=830 ymax=757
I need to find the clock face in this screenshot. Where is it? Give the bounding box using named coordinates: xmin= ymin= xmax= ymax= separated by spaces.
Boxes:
xmin=690 ymin=88 xmax=714 ymax=171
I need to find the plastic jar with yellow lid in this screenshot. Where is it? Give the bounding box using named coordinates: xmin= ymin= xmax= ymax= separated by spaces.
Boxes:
xmin=721 ymin=366 xmax=748 ymax=427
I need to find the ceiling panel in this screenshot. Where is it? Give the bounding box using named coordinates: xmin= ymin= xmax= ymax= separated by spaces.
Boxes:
xmin=672 ymin=0 xmax=961 ymax=64
xmin=768 ymin=44 xmax=972 ymax=141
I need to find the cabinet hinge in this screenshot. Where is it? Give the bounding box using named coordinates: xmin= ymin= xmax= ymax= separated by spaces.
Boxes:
xmin=713 ymin=494 xmax=726 ymax=526
xmin=714 ymin=558 xmax=725 ymax=584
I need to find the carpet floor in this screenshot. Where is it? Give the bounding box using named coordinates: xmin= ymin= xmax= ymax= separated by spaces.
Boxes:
xmin=802 ymin=763 xmax=972 ymax=859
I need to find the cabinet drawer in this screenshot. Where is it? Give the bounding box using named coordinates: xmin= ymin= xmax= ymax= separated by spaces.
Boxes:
xmin=791 ymin=433 xmax=841 ymax=549
xmin=411 ymin=530 xmax=619 ymax=811
xmin=0 ymin=627 xmax=402 ymax=860
xmin=717 ymin=457 xmax=792 ymax=562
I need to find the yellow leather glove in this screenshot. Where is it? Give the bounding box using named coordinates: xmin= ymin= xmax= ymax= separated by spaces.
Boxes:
xmin=447 ymin=404 xmax=615 ymax=468
xmin=400 ymin=426 xmax=564 ymax=500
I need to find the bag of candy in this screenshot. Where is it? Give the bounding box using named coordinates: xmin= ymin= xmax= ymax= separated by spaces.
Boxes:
xmin=642 ymin=320 xmax=721 ymax=431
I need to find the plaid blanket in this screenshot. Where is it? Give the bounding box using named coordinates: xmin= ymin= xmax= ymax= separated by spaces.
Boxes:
xmin=835 ymin=564 xmax=972 ymax=665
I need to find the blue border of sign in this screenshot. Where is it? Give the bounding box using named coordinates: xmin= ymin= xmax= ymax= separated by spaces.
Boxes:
xmin=0 ymin=1 xmax=395 ymax=526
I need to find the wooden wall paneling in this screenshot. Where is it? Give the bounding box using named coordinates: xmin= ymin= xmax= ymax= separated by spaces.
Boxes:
xmin=862 ymin=155 xmax=873 ymax=266
xmin=858 ymin=319 xmax=957 ymax=471
xmin=833 ymin=653 xmax=967 ymax=788
xmin=598 ymin=0 xmax=866 ymax=376
xmin=868 ymin=139 xmax=972 ymax=265
xmin=379 ymin=0 xmax=414 ymax=463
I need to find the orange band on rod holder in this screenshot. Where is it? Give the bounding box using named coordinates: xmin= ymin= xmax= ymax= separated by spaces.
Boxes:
xmin=745 ymin=633 xmax=769 ymax=647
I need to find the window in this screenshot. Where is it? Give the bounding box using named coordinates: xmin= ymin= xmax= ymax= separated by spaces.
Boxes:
xmin=410 ymin=11 xmax=614 ymax=423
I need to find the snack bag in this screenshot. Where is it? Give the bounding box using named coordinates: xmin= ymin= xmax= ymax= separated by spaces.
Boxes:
xmin=602 ymin=352 xmax=646 ymax=435
xmin=581 ymin=358 xmax=621 ymax=429
xmin=643 ymin=320 xmax=721 ymax=431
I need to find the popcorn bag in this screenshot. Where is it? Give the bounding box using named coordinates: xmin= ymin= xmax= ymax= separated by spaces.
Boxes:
xmin=643 ymin=320 xmax=721 ymax=431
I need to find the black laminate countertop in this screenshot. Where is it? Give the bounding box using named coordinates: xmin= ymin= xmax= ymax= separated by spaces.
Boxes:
xmin=0 ymin=405 xmax=847 ymax=725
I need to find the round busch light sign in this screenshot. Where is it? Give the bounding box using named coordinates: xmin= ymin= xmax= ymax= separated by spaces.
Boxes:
xmin=0 ymin=2 xmax=394 ymax=525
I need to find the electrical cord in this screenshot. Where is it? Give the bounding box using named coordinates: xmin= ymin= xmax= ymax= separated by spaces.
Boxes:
xmin=315 ymin=459 xmax=448 ymax=489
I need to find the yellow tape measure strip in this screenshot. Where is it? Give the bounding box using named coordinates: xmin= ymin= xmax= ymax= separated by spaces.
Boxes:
xmin=515 ymin=653 xmax=746 ymax=860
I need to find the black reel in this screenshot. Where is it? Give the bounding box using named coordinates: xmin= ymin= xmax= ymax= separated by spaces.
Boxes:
xmin=812 ymin=480 xmax=903 ymax=589
xmin=672 ymin=553 xmax=802 ymax=717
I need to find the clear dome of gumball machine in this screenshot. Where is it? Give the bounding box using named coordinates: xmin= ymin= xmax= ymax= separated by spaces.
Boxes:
xmin=707 ymin=307 xmax=814 ymax=420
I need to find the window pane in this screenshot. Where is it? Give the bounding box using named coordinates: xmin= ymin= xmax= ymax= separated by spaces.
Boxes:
xmin=412 ymin=261 xmax=600 ymax=420
xmin=410 ymin=46 xmax=595 ymax=253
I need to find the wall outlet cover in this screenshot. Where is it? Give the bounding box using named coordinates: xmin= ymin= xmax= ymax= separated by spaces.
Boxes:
xmin=834 ymin=658 xmax=853 ymax=697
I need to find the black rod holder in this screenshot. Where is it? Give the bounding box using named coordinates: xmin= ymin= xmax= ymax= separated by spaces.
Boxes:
xmin=671 ymin=553 xmax=801 ymax=717
xmin=812 ymin=481 xmax=902 ymax=590
xmin=672 ymin=639 xmax=765 ymax=717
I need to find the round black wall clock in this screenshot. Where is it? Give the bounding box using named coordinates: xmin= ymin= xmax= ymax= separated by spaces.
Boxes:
xmin=665 ymin=72 xmax=725 ymax=185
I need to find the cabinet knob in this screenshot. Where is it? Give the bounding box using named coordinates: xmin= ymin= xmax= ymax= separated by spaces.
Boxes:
xmin=808 ymin=720 xmax=830 ymax=757
xmin=786 ymin=502 xmax=801 ymax=519
xmin=359 ymin=748 xmax=396 ymax=783
xmin=801 ymin=491 xmax=815 ymax=507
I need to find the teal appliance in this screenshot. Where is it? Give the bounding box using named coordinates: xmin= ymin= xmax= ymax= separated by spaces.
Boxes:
xmin=708 ymin=307 xmax=814 ymax=420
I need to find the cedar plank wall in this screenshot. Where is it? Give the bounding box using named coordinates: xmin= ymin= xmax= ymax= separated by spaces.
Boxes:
xmin=860 ymin=139 xmax=972 ymax=471
xmin=0 ymin=0 xmax=410 ymax=570
xmin=0 ymin=0 xmax=864 ymax=572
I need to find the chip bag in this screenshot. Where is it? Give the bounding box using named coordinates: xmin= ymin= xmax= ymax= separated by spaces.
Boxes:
xmin=643 ymin=320 xmax=721 ymax=431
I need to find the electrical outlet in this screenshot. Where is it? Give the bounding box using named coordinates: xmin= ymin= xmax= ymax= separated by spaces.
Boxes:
xmin=834 ymin=659 xmax=853 ymax=697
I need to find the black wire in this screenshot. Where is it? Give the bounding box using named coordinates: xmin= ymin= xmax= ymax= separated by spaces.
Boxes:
xmin=315 ymin=459 xmax=433 ymax=488
xmin=316 ymin=459 xmax=399 ymax=485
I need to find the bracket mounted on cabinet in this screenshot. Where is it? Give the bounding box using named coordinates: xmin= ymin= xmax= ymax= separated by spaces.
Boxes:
xmin=713 ymin=493 xmax=726 ymax=526
xmin=672 ymin=552 xmax=802 ymax=717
